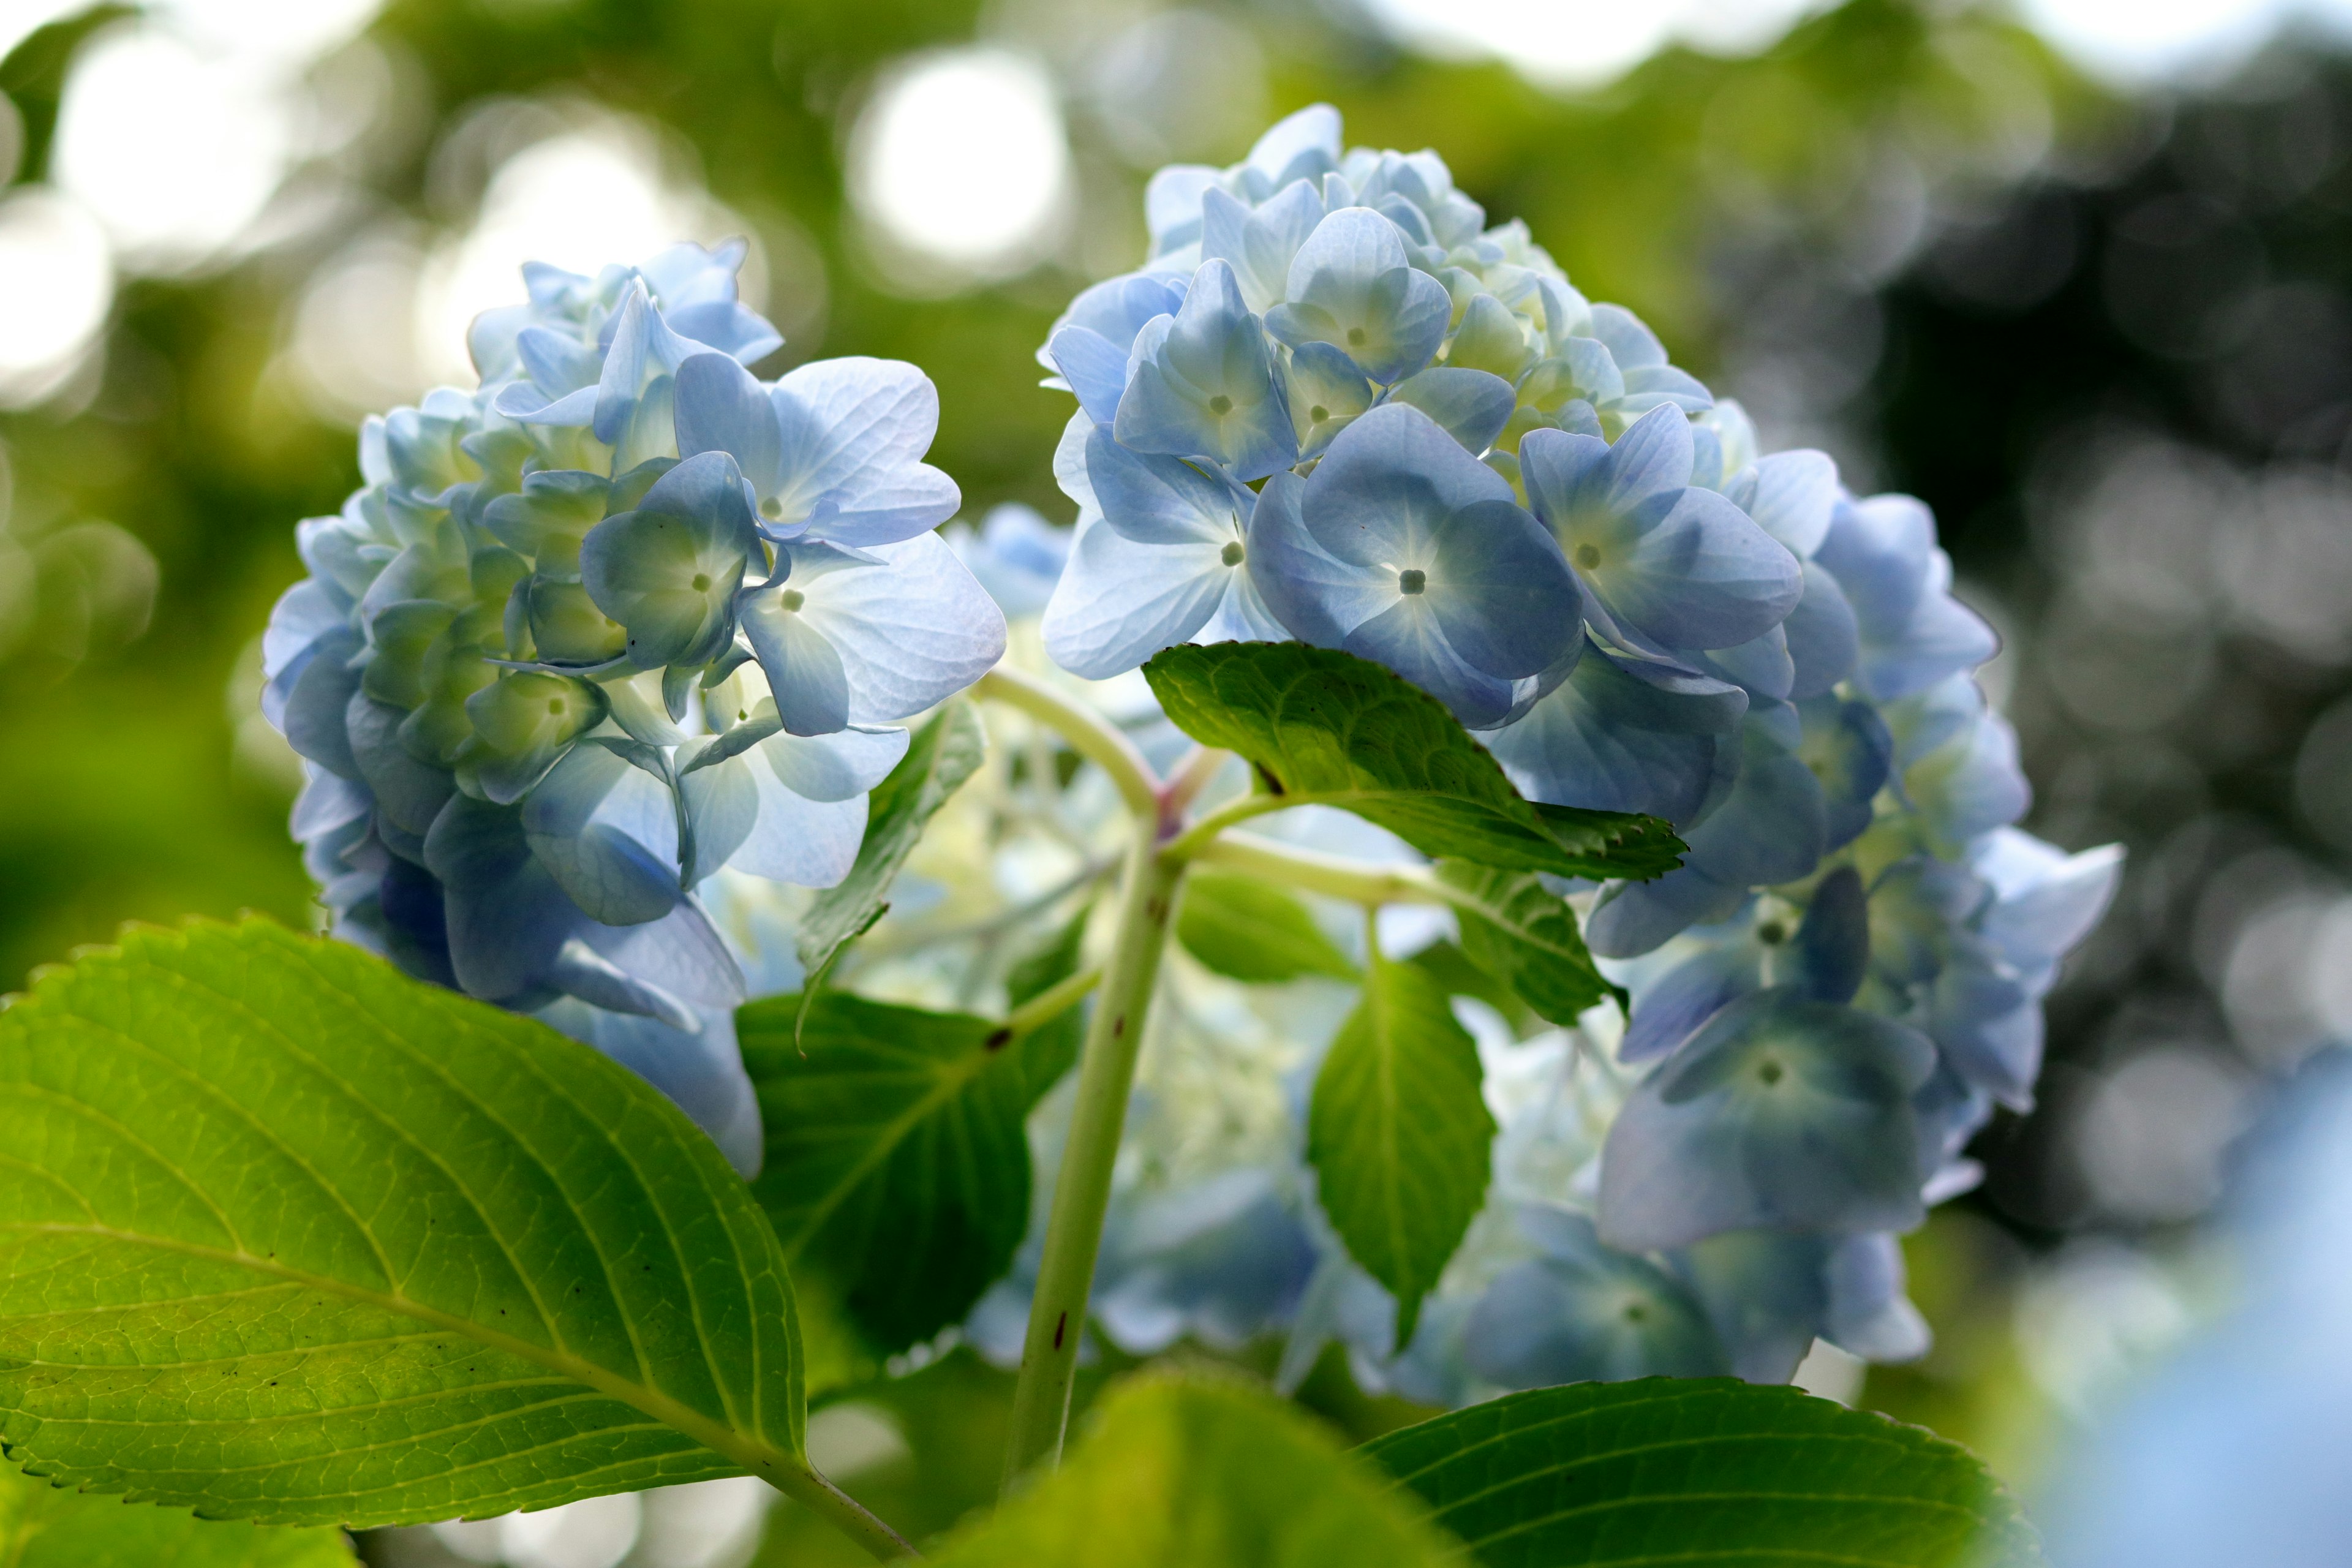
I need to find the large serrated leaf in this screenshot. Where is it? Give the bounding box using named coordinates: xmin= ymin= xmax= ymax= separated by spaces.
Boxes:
xmin=1363 ymin=1378 xmax=2043 ymax=1567
xmin=797 ymin=700 xmax=986 ymax=986
xmin=0 ymin=919 xmax=844 ymax=1533
xmin=1178 ymin=873 xmax=1359 ymax=983
xmin=1306 ymin=959 xmax=1495 ymax=1347
xmin=932 ymin=1375 xmax=1458 ymax=1566
xmin=1439 ymin=861 xmax=1618 ymax=1023
xmin=0 ymin=1466 xmax=356 ymax=1567
xmin=741 ymin=988 xmax=1078 ymax=1354
xmin=1144 ymin=644 xmax=1682 ymax=880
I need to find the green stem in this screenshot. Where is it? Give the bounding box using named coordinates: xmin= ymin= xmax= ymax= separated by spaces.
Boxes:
xmin=1000 ymin=820 xmax=1186 ymax=1488
xmin=1187 ymin=831 xmax=1458 ymax=910
xmin=998 ymin=964 xmax=1102 ymax=1043
xmin=976 ymin=665 xmax=1160 ymax=818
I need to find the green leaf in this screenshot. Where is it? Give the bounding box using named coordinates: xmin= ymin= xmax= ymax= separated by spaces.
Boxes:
xmin=1404 ymin=940 xmax=1539 ymax=1036
xmin=1177 ymin=872 xmax=1358 ymax=984
xmin=1306 ymin=959 xmax=1495 ymax=1346
xmin=1439 ymin=860 xmax=1619 ymax=1023
xmin=740 ymin=988 xmax=1074 ymax=1354
xmin=933 ymin=1374 xmax=1458 ymax=1566
xmin=796 ymin=699 xmax=987 ymax=993
xmin=0 ymin=919 xmax=823 ymax=1530
xmin=1144 ymin=643 xmax=1683 ymax=880
xmin=0 ymin=1467 xmax=357 ymax=1567
xmin=1362 ymin=1378 xmax=2044 ymax=1567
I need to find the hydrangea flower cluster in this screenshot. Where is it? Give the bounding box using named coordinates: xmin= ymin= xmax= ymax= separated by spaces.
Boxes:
xmin=263 ymin=242 xmax=1006 ymax=1172
xmin=1005 ymin=107 xmax=2122 ymax=1392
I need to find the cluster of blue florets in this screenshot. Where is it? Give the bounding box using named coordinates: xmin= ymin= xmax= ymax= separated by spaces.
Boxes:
xmin=1021 ymin=105 xmax=2122 ymax=1392
xmin=264 ymin=243 xmax=1006 ymax=1170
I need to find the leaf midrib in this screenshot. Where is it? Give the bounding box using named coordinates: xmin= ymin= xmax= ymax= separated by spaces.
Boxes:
xmin=0 ymin=1220 xmax=804 ymax=1489
xmin=761 ymin=1029 xmax=1000 ymax=1256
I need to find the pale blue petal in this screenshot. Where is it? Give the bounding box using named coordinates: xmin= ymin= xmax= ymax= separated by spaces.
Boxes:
xmin=1741 ymin=450 xmax=1839 ymax=557
xmin=733 ymin=757 xmax=870 ymax=887
xmin=1464 ymin=1210 xmax=1725 ymax=1387
xmin=1799 ymin=696 xmax=1894 ymax=851
xmin=1045 ymin=513 xmax=1243 ymax=679
xmin=1421 ymin=497 xmax=1584 ymax=679
xmin=1343 ymin=594 xmax=1517 ymax=728
xmin=674 ymin=350 xmax=785 ymax=496
xmin=789 ymin=532 xmax=1008 ymax=723
xmin=739 ymin=580 xmax=851 ymax=736
xmin=766 ymin=356 xmax=960 ymax=545
xmin=1089 ymin=424 xmax=1254 ymax=548
xmin=1244 ymin=469 xmax=1381 ymax=647
xmin=759 ymin=723 xmax=908 ymax=802
xmin=1795 ymin=865 xmax=1869 ymax=1005
xmin=423 ymin=792 xmax=575 ymax=1005
xmin=1202 ymin=179 xmax=1324 ymax=311
xmin=1266 ymin=208 xmax=1450 ymax=384
xmin=1046 ymin=325 xmax=1133 ymax=426
xmin=544 ymin=1000 xmax=762 ymax=1177
xmin=1823 ymin=1234 xmax=1930 ymax=1362
xmin=1487 ymin=639 xmax=1748 ymax=821
xmin=1672 ymin=1231 xmax=1830 ymax=1384
xmin=1599 ymin=988 xmax=1936 ymax=1251
xmin=1113 ymin=259 xmax=1295 ymax=481
xmin=1783 ymin=563 xmax=1860 ymax=699
xmin=1586 ymin=869 xmax=1749 ymax=959
xmin=1387 ymin=366 xmax=1515 ymax=453
xmin=1620 ymin=941 xmax=1762 ymax=1065
xmin=521 ymin=743 xmax=681 ymax=925
xmin=1302 ymin=402 xmax=1515 ymax=568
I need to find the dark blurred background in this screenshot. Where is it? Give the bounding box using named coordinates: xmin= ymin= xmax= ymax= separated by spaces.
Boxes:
xmin=4 ymin=0 xmax=2350 ymax=1555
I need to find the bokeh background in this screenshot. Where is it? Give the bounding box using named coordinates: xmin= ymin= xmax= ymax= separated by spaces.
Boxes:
xmin=3 ymin=0 xmax=2351 ymax=1561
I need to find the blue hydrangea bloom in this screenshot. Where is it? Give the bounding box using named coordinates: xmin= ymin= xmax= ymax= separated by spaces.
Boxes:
xmin=265 ymin=243 xmax=1006 ymax=1173
xmin=998 ymin=104 xmax=2126 ymax=1406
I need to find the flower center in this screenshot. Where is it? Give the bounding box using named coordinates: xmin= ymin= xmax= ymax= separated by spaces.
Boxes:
xmin=1574 ymin=542 xmax=1602 ymax=570
xmin=1221 ymin=541 xmax=1245 ymax=567
xmin=692 ymin=573 xmax=712 ymax=592
xmin=1755 ymin=921 xmax=1787 ymax=946
xmin=760 ymin=496 xmax=783 ymax=520
xmin=1309 ymin=404 xmax=1329 ymax=423
xmin=778 ymin=588 xmax=805 ymax=612
xmin=1757 ymin=1059 xmax=1785 ymax=1087
xmin=1622 ymin=1302 xmax=1648 ymax=1323
xmin=1346 ymin=326 xmax=1367 ymax=346
xmin=1208 ymin=394 xmax=1233 ymax=415
xmin=547 ymin=699 xmax=565 ymax=715
xmin=1398 ymin=568 xmax=1426 ymax=595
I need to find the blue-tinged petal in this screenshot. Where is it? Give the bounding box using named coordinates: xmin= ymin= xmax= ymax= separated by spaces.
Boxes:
xmin=1302 ymin=401 xmax=1516 ymax=567
xmin=1052 ymin=270 xmax=1189 ymax=360
xmin=1823 ymin=1233 xmax=1929 ymax=1363
xmin=1971 ymin=830 xmax=2124 ymax=981
xmin=1420 ymin=497 xmax=1583 ymax=680
xmin=1815 ymin=493 xmax=1999 ymax=699
xmin=1598 ymin=987 xmax=1935 ymax=1251
xmin=1343 ymin=594 xmax=1517 ymax=727
xmin=1388 ymin=366 xmax=1515 ymax=454
xmin=1619 ymin=940 xmax=1762 ymax=1065
xmin=738 ymin=576 xmax=851 ymax=736
xmin=542 ymin=998 xmax=761 ymax=1176
xmin=786 ymin=532 xmax=1008 ymax=723
xmin=481 ymin=469 xmax=610 ymax=577
xmin=459 ymin=670 xmax=608 ymax=804
xmin=1144 ymin=164 xmax=1221 ymax=256
xmin=422 ymin=791 xmax=576 ymax=1005
xmin=1246 ymin=103 xmax=1342 ymax=181
xmin=1672 ymin=1231 xmax=1830 ymax=1384
xmin=1783 ymin=562 xmax=1860 ymax=699
xmin=1283 ymin=340 xmax=1374 ymax=458
xmin=345 ymin=692 xmax=456 ymax=836
xmin=1588 ymin=303 xmax=1667 ymax=370
xmin=1603 ymin=486 xmax=1801 ymax=652
xmin=760 ymin=723 xmax=908 ymax=802
xmin=1904 ymin=706 xmax=2029 ymax=853
xmin=1202 ymin=179 xmax=1325 ymax=312
xmin=1740 ymin=450 xmax=1839 ymax=558
xmin=1464 ymin=1208 xmax=1727 ymax=1388
xmin=572 ymin=895 xmax=745 ymax=1014
xmin=521 ymin=742 xmax=682 ymax=925
xmin=676 ymin=742 xmax=760 ymax=881
xmin=1088 ymin=424 xmax=1254 ymax=548
xmin=1044 ymin=512 xmax=1235 ymax=679
xmin=760 ymin=356 xmax=962 ymax=546
xmin=1798 ymin=696 xmax=1894 ymax=852
xmin=1265 ymin=207 xmax=1450 ymax=385
xmin=1192 ymin=559 xmax=1290 ymax=646
xmin=1704 ymin=625 xmax=1795 ymax=699
xmin=1114 ymin=259 xmax=1296 ymax=481
xmin=1094 ymin=1169 xmax=1317 ymax=1355
xmin=1586 ymin=867 xmax=1749 ymax=959
xmin=1928 ymin=943 xmax=2040 ymax=1109
xmin=1046 ymin=325 xmax=1133 ymax=426
xmin=1486 ymin=639 xmax=1747 ymax=821
xmin=1794 ymin=865 xmax=1869 ymax=1005
xmin=674 ymin=350 xmax=786 ymax=498
xmin=1244 ymin=469 xmax=1381 ymax=647
xmin=732 ymin=756 xmax=869 ymax=886
xmin=284 ymin=627 xmax=364 ymax=778
xmin=579 ymin=450 xmax=756 ymax=669
xmin=1864 ymin=855 xmax=1987 ymax=992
